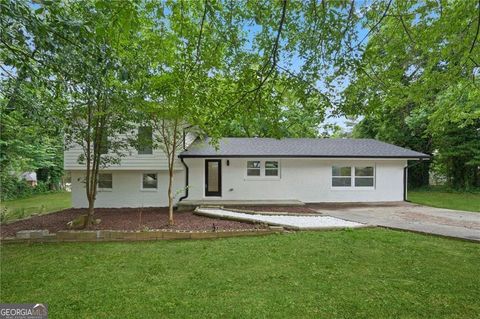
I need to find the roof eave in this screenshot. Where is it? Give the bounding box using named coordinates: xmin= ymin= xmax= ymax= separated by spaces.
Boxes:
xmin=178 ymin=154 xmax=431 ymax=159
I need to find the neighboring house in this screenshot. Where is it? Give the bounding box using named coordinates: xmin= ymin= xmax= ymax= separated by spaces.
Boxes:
xmin=65 ymin=136 xmax=429 ymax=208
xmin=20 ymin=172 xmax=37 ymax=186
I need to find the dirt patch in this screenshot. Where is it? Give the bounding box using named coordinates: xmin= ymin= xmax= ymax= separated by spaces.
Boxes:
xmin=0 ymin=207 xmax=263 ymax=238
xmin=228 ymin=206 xmax=318 ymax=214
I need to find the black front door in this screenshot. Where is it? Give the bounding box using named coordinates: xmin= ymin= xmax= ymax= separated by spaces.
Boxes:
xmin=205 ymin=159 xmax=222 ymax=197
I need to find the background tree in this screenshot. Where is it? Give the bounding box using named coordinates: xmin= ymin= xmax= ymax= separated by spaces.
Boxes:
xmin=343 ymin=0 xmax=480 ymax=189
xmin=1 ymin=0 xmax=65 ymax=199
xmin=1 ymin=0 xmax=143 ymax=225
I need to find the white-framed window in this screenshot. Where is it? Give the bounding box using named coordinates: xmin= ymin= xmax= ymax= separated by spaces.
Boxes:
xmin=332 ymin=165 xmax=375 ymax=188
xmin=247 ymin=161 xmax=261 ymax=176
xmin=332 ymin=166 xmax=352 ymax=187
xmin=137 ymin=126 xmax=153 ymax=155
xmin=142 ymin=173 xmax=158 ymax=189
xmin=98 ymin=173 xmax=113 ymax=190
xmin=246 ymin=160 xmax=280 ymax=178
xmin=354 ymin=166 xmax=374 ymax=187
xmin=265 ymin=161 xmax=279 ymax=176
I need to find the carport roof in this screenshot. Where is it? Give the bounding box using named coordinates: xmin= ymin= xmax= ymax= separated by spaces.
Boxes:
xmin=179 ymin=138 xmax=430 ymax=159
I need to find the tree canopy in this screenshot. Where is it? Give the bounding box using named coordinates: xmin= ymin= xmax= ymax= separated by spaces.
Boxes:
xmin=1 ymin=0 xmax=479 ymax=198
xmin=343 ymin=0 xmax=480 ymax=189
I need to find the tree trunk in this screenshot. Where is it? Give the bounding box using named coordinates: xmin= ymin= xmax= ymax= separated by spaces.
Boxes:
xmin=167 ymin=167 xmax=174 ymax=225
xmin=85 ymin=196 xmax=95 ymax=228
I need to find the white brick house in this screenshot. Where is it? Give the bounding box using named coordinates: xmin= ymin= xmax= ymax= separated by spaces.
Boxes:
xmin=65 ymin=135 xmax=429 ymax=208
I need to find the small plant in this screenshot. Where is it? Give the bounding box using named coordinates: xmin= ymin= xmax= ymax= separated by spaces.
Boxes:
xmin=0 ymin=207 xmax=9 ymax=223
xmin=16 ymin=208 xmax=26 ymax=219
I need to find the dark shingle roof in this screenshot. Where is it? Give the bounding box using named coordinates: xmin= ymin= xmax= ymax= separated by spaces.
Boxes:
xmin=179 ymin=138 xmax=430 ymax=159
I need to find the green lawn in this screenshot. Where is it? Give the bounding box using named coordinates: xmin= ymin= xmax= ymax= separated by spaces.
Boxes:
xmin=1 ymin=229 xmax=479 ymax=318
xmin=408 ymin=189 xmax=480 ymax=212
xmin=1 ymin=192 xmax=72 ymax=222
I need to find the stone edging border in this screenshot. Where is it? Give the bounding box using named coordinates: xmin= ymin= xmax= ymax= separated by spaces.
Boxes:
xmin=0 ymin=228 xmax=278 ymax=244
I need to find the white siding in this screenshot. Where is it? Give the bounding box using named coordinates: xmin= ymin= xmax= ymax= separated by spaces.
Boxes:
xmin=64 ymin=130 xmax=197 ymax=170
xmin=64 ymin=145 xmax=184 ymax=170
xmin=71 ymin=170 xmax=186 ymax=208
xmin=184 ymin=158 xmax=406 ymax=202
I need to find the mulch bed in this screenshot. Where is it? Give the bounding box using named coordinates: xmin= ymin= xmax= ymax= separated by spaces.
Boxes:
xmin=1 ymin=208 xmax=262 ymax=238
xmin=228 ymin=206 xmax=318 ymax=214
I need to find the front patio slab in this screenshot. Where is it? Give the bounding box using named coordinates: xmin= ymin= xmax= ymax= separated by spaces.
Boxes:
xmin=178 ymin=199 xmax=305 ymax=211
xmin=309 ymin=202 xmax=480 ymax=242
xmin=195 ymin=208 xmax=366 ymax=230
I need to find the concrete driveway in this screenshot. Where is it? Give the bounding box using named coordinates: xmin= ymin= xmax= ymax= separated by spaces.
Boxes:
xmin=309 ymin=202 xmax=480 ymax=242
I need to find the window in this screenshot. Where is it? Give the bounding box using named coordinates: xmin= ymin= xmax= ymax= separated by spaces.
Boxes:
xmin=246 ymin=160 xmax=280 ymax=178
xmin=137 ymin=126 xmax=153 ymax=155
xmin=355 ymin=166 xmax=374 ymax=187
xmin=142 ymin=173 xmax=158 ymax=189
xmin=247 ymin=161 xmax=261 ymax=176
xmin=265 ymin=161 xmax=279 ymax=176
xmin=332 ymin=165 xmax=375 ymax=188
xmin=332 ymin=166 xmax=352 ymax=187
xmin=98 ymin=173 xmax=112 ymax=189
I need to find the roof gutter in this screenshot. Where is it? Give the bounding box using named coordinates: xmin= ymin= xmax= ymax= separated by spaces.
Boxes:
xmin=178 ymin=154 xmax=431 ymax=159
xmin=178 ymin=157 xmax=189 ymax=202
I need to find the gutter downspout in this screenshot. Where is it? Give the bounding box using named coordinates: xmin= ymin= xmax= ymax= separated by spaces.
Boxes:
xmin=404 ymin=158 xmax=426 ymax=201
xmin=178 ymin=156 xmax=189 ymax=202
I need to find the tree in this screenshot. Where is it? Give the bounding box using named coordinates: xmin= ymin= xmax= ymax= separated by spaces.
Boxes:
xmin=343 ymin=0 xmax=480 ymax=189
xmin=54 ymin=1 xmax=141 ymax=226
xmin=0 ymin=0 xmax=65 ymax=198
xmin=130 ymin=0 xmax=363 ymax=224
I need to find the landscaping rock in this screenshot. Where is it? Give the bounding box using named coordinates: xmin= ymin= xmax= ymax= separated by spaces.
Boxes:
xmin=67 ymin=214 xmax=88 ymax=229
xmin=16 ymin=230 xmax=49 ymax=239
xmin=57 ymin=231 xmax=96 ymax=241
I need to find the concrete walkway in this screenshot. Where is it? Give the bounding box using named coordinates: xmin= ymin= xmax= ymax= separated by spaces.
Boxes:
xmin=310 ymin=202 xmax=480 ymax=242
xmin=195 ymin=208 xmax=366 ymax=230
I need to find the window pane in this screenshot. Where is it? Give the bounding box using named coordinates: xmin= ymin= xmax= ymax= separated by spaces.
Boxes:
xmin=207 ymin=162 xmax=219 ymax=192
xmin=355 ymin=166 xmax=374 ymax=177
xmin=247 ymin=169 xmax=260 ymax=176
xmin=98 ymin=173 xmax=112 ymax=189
xmin=143 ymin=173 xmax=157 ymax=189
xmin=265 ymin=169 xmax=278 ymax=176
xmin=355 ymin=177 xmax=374 ymax=187
xmin=332 ymin=177 xmax=351 ymax=187
xmin=265 ymin=161 xmax=278 ymax=169
xmin=247 ymin=161 xmax=260 ymax=169
xmin=137 ymin=126 xmax=153 ymax=154
xmin=332 ymin=166 xmax=351 ymax=176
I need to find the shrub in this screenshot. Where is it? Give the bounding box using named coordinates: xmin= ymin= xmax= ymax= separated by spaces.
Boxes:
xmin=0 ymin=174 xmax=60 ymax=201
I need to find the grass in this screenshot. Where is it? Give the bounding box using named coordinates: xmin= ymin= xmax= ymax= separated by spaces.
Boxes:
xmin=1 ymin=229 xmax=479 ymax=318
xmin=1 ymin=192 xmax=72 ymax=222
xmin=408 ymin=188 xmax=480 ymax=212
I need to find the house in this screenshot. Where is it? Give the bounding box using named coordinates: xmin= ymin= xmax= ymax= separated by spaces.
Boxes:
xmin=20 ymin=172 xmax=37 ymax=187
xmin=65 ymin=134 xmax=429 ymax=208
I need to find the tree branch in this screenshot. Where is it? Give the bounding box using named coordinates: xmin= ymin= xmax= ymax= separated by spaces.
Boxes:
xmin=470 ymin=0 xmax=480 ymax=54
xmin=220 ymin=0 xmax=288 ymax=115
xmin=356 ymin=0 xmax=393 ymax=47
xmin=195 ymin=0 xmax=209 ymax=63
